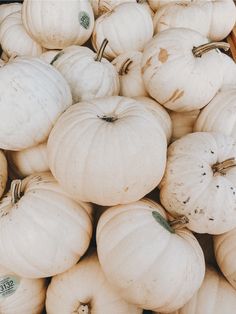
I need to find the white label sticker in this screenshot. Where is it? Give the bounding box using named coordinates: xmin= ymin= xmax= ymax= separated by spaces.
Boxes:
xmin=0 ymin=275 xmax=20 ymax=298
xmin=79 ymin=11 xmax=90 ymax=30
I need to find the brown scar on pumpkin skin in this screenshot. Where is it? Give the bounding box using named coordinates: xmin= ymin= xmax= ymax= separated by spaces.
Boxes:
xmin=158 ymin=48 xmax=169 ymax=63
xmin=163 ymin=89 xmax=185 ymax=104
xmin=141 ymin=56 xmax=152 ymax=74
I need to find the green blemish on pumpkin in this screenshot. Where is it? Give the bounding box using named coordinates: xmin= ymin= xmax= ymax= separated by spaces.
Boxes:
xmin=152 ymin=211 xmax=175 ymax=233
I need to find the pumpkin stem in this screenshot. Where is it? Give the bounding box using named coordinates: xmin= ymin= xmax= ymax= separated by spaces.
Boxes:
xmin=78 ymin=304 xmax=90 ymax=314
xmin=97 ymin=114 xmax=118 ymax=122
xmin=136 ymin=0 xmax=146 ymax=3
xmin=169 ymin=216 xmax=189 ymax=230
xmin=212 ymin=157 xmax=236 ymax=175
xmin=95 ymin=38 xmax=109 ymax=62
xmin=10 ymin=179 xmax=22 ymax=204
xmin=119 ymin=58 xmax=133 ymax=75
xmin=50 ymin=51 xmax=64 ymax=65
xmin=152 ymin=211 xmax=175 ymax=233
xmin=192 ymin=42 xmax=230 ymax=58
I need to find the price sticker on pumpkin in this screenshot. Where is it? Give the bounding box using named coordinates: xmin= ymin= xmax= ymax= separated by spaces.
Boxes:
xmin=0 ymin=275 xmax=20 ymax=299
xmin=79 ymin=11 xmax=90 ymax=30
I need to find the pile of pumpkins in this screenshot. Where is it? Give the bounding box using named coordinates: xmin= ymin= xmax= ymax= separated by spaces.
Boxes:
xmin=0 ymin=0 xmax=236 ymax=313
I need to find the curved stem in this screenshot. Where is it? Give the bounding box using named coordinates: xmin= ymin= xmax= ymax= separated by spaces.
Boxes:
xmin=118 ymin=58 xmax=133 ymax=75
xmin=10 ymin=179 xmax=22 ymax=205
xmin=212 ymin=157 xmax=236 ymax=175
xmin=50 ymin=51 xmax=64 ymax=65
xmin=95 ymin=39 xmax=109 ymax=62
xmin=192 ymin=42 xmax=230 ymax=58
xmin=169 ymin=216 xmax=189 ymax=230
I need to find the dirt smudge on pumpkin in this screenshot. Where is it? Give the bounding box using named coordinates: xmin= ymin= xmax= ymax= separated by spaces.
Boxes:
xmin=163 ymin=89 xmax=185 ymax=104
xmin=141 ymin=56 xmax=152 ymax=74
xmin=124 ymin=187 xmax=129 ymax=192
xmin=158 ymin=48 xmax=169 ymax=63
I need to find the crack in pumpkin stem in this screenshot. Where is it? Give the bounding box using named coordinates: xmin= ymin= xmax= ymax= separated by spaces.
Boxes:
xmin=10 ymin=179 xmax=23 ymax=204
xmin=192 ymin=42 xmax=230 ymax=58
xmin=212 ymin=157 xmax=236 ymax=175
xmin=119 ymin=58 xmax=133 ymax=75
xmin=94 ymin=38 xmax=109 ymax=62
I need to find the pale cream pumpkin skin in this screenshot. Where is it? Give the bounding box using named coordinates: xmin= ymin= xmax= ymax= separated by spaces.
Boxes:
xmin=0 ymin=172 xmax=93 ymax=278
xmin=92 ymin=2 xmax=153 ymax=60
xmin=160 ymin=132 xmax=236 ymax=234
xmin=170 ymin=110 xmax=200 ymax=142
xmin=155 ymin=267 xmax=236 ymax=314
xmin=46 ymin=252 xmax=142 ymax=314
xmin=22 ymin=0 xmax=94 ymax=49
xmin=6 ymin=142 xmax=49 ymax=178
xmin=97 ymin=199 xmax=205 ymax=312
xmin=0 ymin=265 xmax=46 ymax=314
xmin=221 ymin=54 xmax=236 ymax=90
xmin=135 ymin=96 xmax=172 ymax=143
xmin=141 ymin=28 xmax=225 ymax=112
xmin=51 ymin=45 xmax=120 ymax=102
xmin=0 ymin=2 xmax=22 ymax=24
xmin=112 ymin=51 xmax=148 ymax=98
xmin=213 ymin=227 xmax=236 ymax=290
xmin=147 ymin=0 xmax=191 ymax=12
xmin=0 ymin=11 xmax=43 ymax=58
xmin=153 ymin=0 xmax=236 ymax=41
xmin=40 ymin=50 xmax=61 ymax=64
xmin=90 ymin=0 xmax=137 ymax=17
xmin=194 ymin=89 xmax=236 ymax=140
xmin=47 ymin=96 xmax=167 ymax=206
xmin=0 ymin=150 xmax=7 ymax=198
xmin=0 ymin=57 xmax=72 ymax=150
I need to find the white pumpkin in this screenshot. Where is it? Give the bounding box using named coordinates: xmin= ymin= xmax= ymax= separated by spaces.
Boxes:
xmin=92 ymin=2 xmax=153 ymax=60
xmin=0 ymin=265 xmax=46 ymax=314
xmin=0 ymin=2 xmax=22 ymax=24
xmin=0 ymin=11 xmax=43 ymax=58
xmin=51 ymin=42 xmax=120 ymax=102
xmin=194 ymin=89 xmax=236 ymax=140
xmin=141 ymin=28 xmax=227 ymax=112
xmin=22 ymin=0 xmax=94 ymax=49
xmin=0 ymin=56 xmax=72 ymax=150
xmin=6 ymin=142 xmax=48 ymax=178
xmin=153 ymin=0 xmax=236 ymax=41
xmin=90 ymin=0 xmax=137 ymax=17
xmin=135 ymin=96 xmax=172 ymax=143
xmin=97 ymin=198 xmax=205 ymax=312
xmin=0 ymin=172 xmax=93 ymax=278
xmin=0 ymin=150 xmax=7 ymax=198
xmin=46 ymin=252 xmax=142 ymax=314
xmin=112 ymin=51 xmax=148 ymax=98
xmin=47 ymin=96 xmax=167 ymax=206
xmin=155 ymin=266 xmax=236 ymax=314
xmin=170 ymin=110 xmax=200 ymax=142
xmin=214 ymin=227 xmax=236 ymax=290
xmin=160 ymin=132 xmax=236 ymax=234
xmin=39 ymin=50 xmax=60 ymax=64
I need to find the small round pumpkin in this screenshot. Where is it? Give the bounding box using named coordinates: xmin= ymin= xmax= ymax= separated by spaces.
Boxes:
xmin=6 ymin=142 xmax=48 ymax=179
xmin=0 ymin=172 xmax=93 ymax=278
xmin=22 ymin=0 xmax=94 ymax=49
xmin=0 ymin=56 xmax=72 ymax=150
xmin=153 ymin=0 xmax=236 ymax=41
xmin=155 ymin=267 xmax=236 ymax=314
xmin=214 ymin=227 xmax=236 ymax=290
xmin=46 ymin=251 xmax=142 ymax=314
xmin=0 ymin=150 xmax=7 ymax=198
xmin=97 ymin=198 xmax=205 ymax=312
xmin=51 ymin=42 xmax=120 ymax=102
xmin=0 ymin=265 xmax=46 ymax=314
xmin=0 ymin=2 xmax=22 ymax=24
xmin=112 ymin=51 xmax=148 ymax=98
xmin=0 ymin=12 xmax=43 ymax=59
xmin=170 ymin=110 xmax=200 ymax=142
xmin=141 ymin=28 xmax=227 ymax=112
xmin=194 ymin=89 xmax=236 ymax=140
xmin=47 ymin=96 xmax=167 ymax=206
xmin=92 ymin=2 xmax=153 ymax=60
xmin=160 ymin=132 xmax=236 ymax=234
